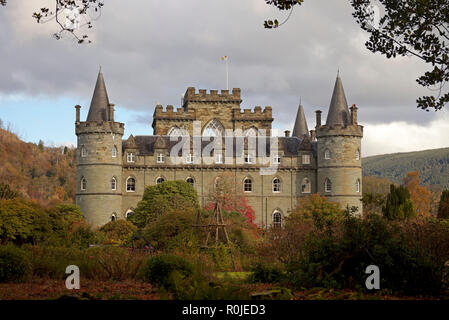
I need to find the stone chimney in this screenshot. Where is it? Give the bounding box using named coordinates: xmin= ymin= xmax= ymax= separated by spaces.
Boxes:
xmin=109 ymin=104 xmax=115 ymax=122
xmin=315 ymin=110 xmax=322 ymax=128
xmin=350 ymin=104 xmax=358 ymax=125
xmin=310 ymin=130 xmax=316 ymax=141
xmin=75 ymin=105 xmax=81 ymax=123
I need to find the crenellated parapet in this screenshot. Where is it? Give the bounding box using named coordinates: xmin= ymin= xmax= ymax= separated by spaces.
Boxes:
xmin=232 ymin=106 xmax=273 ymax=122
xmin=153 ymin=104 xmax=196 ymax=120
xmin=183 ymin=87 xmax=242 ymax=105
xmin=75 ymin=121 xmax=125 ymax=135
xmin=316 ymin=124 xmax=363 ymax=138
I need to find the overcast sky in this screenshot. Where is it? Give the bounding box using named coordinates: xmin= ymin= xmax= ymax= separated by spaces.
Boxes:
xmin=0 ymin=0 xmax=448 ymax=157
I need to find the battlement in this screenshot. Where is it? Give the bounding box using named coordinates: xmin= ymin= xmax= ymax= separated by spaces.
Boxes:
xmin=153 ymin=104 xmax=196 ymax=120
xmin=75 ymin=121 xmax=125 ymax=135
xmin=183 ymin=87 xmax=242 ymax=104
xmin=232 ymin=106 xmax=273 ymax=121
xmin=316 ymin=123 xmax=363 ymax=138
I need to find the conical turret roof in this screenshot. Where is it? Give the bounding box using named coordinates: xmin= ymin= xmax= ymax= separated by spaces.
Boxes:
xmin=325 ymin=73 xmax=350 ymax=127
xmin=86 ymin=69 xmax=110 ymax=122
xmin=292 ymin=102 xmax=309 ymax=138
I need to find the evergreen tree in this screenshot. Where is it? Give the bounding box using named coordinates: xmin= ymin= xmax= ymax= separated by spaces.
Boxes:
xmin=382 ymin=184 xmax=415 ymax=220
xmin=437 ymin=190 xmax=449 ymax=219
xmin=38 ymin=139 xmax=44 ymax=152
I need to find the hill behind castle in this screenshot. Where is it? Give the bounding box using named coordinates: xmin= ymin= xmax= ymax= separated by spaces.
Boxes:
xmin=0 ymin=127 xmax=76 ymax=205
xmin=362 ymin=147 xmax=449 ymax=190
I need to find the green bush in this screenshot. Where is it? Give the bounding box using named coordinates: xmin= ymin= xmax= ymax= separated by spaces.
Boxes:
xmin=0 ymin=245 xmax=31 ymax=282
xmin=99 ymin=219 xmax=137 ymax=245
xmin=286 ymin=213 xmax=447 ymax=296
xmin=130 ymin=180 xmax=199 ymax=228
xmin=142 ymin=209 xmax=197 ymax=252
xmin=249 ymin=262 xmax=284 ymax=284
xmin=139 ymin=254 xmax=194 ymax=289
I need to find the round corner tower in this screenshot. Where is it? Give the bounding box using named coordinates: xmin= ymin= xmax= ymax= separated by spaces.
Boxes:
xmin=316 ymin=74 xmax=363 ymax=214
xmin=75 ymin=70 xmax=124 ymax=227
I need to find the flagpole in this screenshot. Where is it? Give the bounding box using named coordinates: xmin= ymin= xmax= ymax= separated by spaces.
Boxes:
xmin=226 ymin=58 xmax=229 ymax=91
xmin=222 ymin=56 xmax=229 ymax=90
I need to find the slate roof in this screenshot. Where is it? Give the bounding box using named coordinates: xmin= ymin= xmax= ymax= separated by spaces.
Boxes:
xmin=125 ymin=135 xmax=313 ymax=157
xmin=292 ymin=103 xmax=309 ymax=138
xmin=86 ymin=70 xmax=110 ymax=122
xmin=325 ymin=74 xmax=351 ymax=127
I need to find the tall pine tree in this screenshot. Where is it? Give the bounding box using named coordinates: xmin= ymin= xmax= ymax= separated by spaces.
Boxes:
xmin=382 ymin=184 xmax=415 ymax=220
xmin=437 ymin=190 xmax=449 ymax=219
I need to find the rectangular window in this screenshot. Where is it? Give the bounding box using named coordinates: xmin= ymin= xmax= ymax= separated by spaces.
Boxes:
xmin=127 ymin=153 xmax=135 ymax=163
xmin=157 ymin=153 xmax=165 ymax=163
xmin=302 ymin=154 xmax=311 ymax=164
xmin=244 ymin=154 xmax=253 ymax=164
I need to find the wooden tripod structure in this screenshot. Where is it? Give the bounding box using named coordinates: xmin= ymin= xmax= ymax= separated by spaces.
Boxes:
xmin=194 ymin=202 xmax=230 ymax=248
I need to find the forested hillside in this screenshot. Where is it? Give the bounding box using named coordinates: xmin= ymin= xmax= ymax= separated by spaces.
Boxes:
xmin=0 ymin=127 xmax=76 ymax=206
xmin=363 ymin=148 xmax=449 ymax=190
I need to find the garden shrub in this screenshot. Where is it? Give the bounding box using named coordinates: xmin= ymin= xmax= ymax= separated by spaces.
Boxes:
xmin=249 ymin=262 xmax=284 ymax=284
xmin=0 ymin=245 xmax=31 ymax=282
xmin=287 ymin=213 xmax=448 ymax=296
xmin=139 ymin=254 xmax=194 ymax=289
xmin=99 ymin=219 xmax=137 ymax=245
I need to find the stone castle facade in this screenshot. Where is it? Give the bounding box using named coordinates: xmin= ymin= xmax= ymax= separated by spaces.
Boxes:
xmin=75 ymin=71 xmax=363 ymax=227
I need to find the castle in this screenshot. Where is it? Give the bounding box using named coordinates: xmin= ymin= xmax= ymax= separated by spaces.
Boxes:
xmin=75 ymin=71 xmax=363 ymax=227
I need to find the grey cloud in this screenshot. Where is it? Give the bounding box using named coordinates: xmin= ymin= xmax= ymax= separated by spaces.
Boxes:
xmin=0 ymin=0 xmax=444 ymax=131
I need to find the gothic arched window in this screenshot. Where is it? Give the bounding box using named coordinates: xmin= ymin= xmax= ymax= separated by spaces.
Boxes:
xmin=355 ymin=149 xmax=360 ymax=160
xmin=356 ymin=179 xmax=361 ymax=193
xmin=186 ymin=177 xmax=195 ymax=187
xmin=111 ymin=177 xmax=117 ymax=191
xmin=273 ymin=178 xmax=281 ymax=193
xmin=81 ymin=146 xmax=87 ymax=158
xmin=80 ymin=177 xmax=87 ymax=191
xmin=156 ymin=177 xmax=165 ymax=185
xmin=203 ymin=119 xmax=224 ymax=137
xmin=324 ymin=149 xmax=331 ymax=160
xmin=272 ymin=211 xmax=282 ymax=229
xmin=301 ymin=178 xmax=311 ymax=193
xmin=325 ymin=178 xmax=332 ymax=193
xmin=168 ymin=126 xmax=188 ymax=137
xmin=243 ymin=177 xmax=253 ymax=192
xmin=244 ymin=127 xmax=258 ymax=137
xmin=125 ymin=209 xmax=135 ymax=220
xmin=126 ymin=177 xmax=136 ymax=192
xmin=112 ymin=145 xmax=118 ymax=158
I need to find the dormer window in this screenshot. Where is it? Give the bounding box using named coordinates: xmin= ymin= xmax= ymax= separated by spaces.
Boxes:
xmin=127 ymin=152 xmax=135 ymax=163
xmin=302 ymin=154 xmax=311 ymax=164
xmin=157 ymin=153 xmax=165 ymax=163
xmin=273 ymin=154 xmax=281 ymax=164
xmin=215 ymin=153 xmax=223 ymax=164
xmin=186 ymin=154 xmax=194 ymax=164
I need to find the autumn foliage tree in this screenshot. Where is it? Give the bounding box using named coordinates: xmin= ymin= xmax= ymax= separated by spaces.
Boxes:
xmin=205 ymin=172 xmax=256 ymax=226
xmin=402 ymin=171 xmax=431 ymax=216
